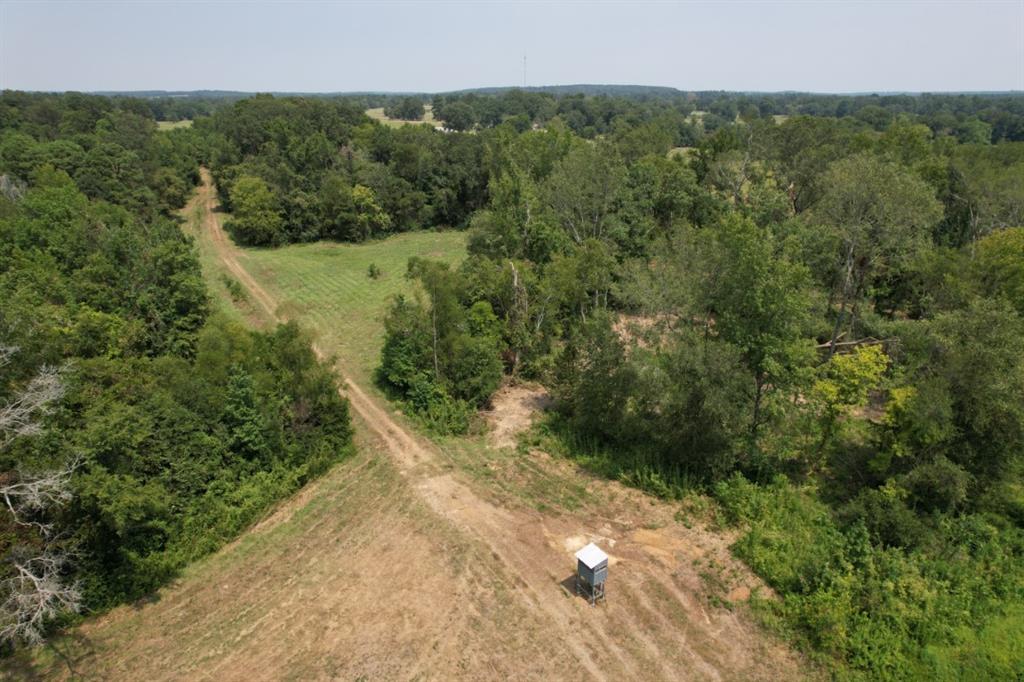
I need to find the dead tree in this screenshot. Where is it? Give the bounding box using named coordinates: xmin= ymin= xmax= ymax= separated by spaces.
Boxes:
xmin=0 ymin=364 xmax=65 ymax=449
xmin=0 ymin=345 xmax=80 ymax=646
xmin=0 ymin=549 xmax=81 ymax=646
xmin=0 ymin=175 xmax=26 ymax=202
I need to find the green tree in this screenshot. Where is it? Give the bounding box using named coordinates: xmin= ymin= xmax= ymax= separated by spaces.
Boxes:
xmin=441 ymin=102 xmax=476 ymax=131
xmin=972 ymin=226 xmax=1024 ymax=314
xmin=811 ymin=344 xmax=888 ymax=462
xmin=319 ymin=172 xmax=357 ymax=241
xmin=74 ymin=142 xmax=154 ymax=213
xmin=704 ymin=214 xmax=815 ymax=443
xmin=929 ymin=299 xmax=1024 ymax=484
xmin=468 ymin=166 xmax=567 ymax=263
xmin=229 ymin=175 xmax=283 ymax=246
xmin=814 ymin=154 xmax=942 ymax=353
xmin=544 ymin=142 xmax=626 ymax=245
xmin=385 ymin=97 xmax=425 ymax=121
xmin=223 ymin=365 xmax=269 ymax=462
xmin=351 ymin=184 xmax=392 ymax=241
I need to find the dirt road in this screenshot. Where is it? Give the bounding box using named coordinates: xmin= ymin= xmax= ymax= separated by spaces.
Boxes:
xmin=27 ymin=171 xmax=810 ymax=681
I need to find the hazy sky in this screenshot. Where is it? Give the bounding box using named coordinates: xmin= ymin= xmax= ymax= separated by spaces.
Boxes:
xmin=2 ymin=0 xmax=1022 ymax=93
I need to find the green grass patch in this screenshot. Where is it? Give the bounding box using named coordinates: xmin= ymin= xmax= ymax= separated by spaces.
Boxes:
xmin=235 ymin=231 xmax=467 ymax=383
xmin=364 ymin=104 xmax=439 ymax=129
xmin=181 ymin=202 xmax=251 ymax=326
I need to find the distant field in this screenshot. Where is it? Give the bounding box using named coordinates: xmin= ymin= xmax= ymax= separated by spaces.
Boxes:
xmin=238 ymin=230 xmax=467 ymax=382
xmin=365 ymin=103 xmax=440 ymax=128
xmin=157 ymin=119 xmax=193 ymax=130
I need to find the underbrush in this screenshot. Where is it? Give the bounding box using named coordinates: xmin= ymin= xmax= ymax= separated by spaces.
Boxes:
xmin=373 ymin=377 xmax=477 ymax=436
xmin=529 ymin=414 xmax=700 ymax=500
xmin=47 ymin=318 xmax=355 ymax=613
xmin=537 ymin=414 xmax=1024 ymax=680
xmin=715 ymin=474 xmax=1024 ymax=680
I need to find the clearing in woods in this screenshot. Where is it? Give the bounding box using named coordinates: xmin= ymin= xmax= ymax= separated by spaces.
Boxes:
xmin=11 ymin=171 xmax=812 ymax=681
xmin=156 ymin=119 xmax=193 ymax=130
xmin=365 ymin=103 xmax=441 ymax=128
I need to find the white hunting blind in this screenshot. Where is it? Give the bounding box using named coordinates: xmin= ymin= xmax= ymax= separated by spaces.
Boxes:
xmin=575 ymin=542 xmax=608 ymax=605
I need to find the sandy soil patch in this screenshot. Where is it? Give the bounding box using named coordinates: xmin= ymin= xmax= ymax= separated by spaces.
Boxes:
xmin=483 ymin=382 xmax=553 ymax=449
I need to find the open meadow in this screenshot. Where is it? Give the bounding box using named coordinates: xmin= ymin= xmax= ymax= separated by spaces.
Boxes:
xmin=365 ymin=103 xmax=440 ymax=128
xmin=156 ymin=119 xmax=193 ymax=130
xmin=239 ymin=231 xmax=466 ymax=383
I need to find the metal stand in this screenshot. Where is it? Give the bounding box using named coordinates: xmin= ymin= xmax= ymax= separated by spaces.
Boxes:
xmin=575 ymin=574 xmax=606 ymax=606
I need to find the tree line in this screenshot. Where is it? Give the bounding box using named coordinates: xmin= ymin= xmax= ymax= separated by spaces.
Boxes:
xmin=200 ymin=95 xmax=490 ymax=246
xmin=0 ymin=91 xmax=353 ymax=648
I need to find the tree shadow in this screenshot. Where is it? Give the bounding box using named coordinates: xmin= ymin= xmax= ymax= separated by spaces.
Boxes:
xmin=558 ymin=574 xmax=603 ymax=606
xmin=131 ymin=592 xmax=162 ymax=610
xmin=2 ymin=631 xmax=100 ymax=681
xmin=47 ymin=631 xmax=98 ymax=680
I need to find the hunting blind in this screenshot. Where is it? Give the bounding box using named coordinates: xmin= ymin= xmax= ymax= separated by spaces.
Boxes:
xmin=575 ymin=542 xmax=608 ymax=606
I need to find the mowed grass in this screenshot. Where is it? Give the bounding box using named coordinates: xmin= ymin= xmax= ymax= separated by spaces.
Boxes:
xmin=187 ymin=197 xmax=587 ymax=513
xmin=365 ymin=104 xmax=440 ymax=128
xmin=211 ymin=226 xmax=595 ymax=511
xmin=157 ymin=119 xmax=193 ymax=130
xmin=181 ymin=202 xmax=255 ymax=327
xmin=236 ymin=231 xmax=467 ymax=383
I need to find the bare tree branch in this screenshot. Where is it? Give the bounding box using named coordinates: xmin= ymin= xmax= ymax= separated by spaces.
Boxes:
xmin=0 ymin=550 xmax=81 ymax=647
xmin=0 ymin=364 xmax=66 ymax=449
xmin=0 ymin=345 xmax=18 ymax=369
xmin=2 ymin=457 xmax=80 ymax=539
xmin=0 ymin=344 xmax=80 ymax=647
xmin=0 ymin=175 xmax=26 ymax=203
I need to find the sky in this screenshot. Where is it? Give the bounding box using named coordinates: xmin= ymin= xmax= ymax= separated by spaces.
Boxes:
xmin=1 ymin=0 xmax=1022 ymax=93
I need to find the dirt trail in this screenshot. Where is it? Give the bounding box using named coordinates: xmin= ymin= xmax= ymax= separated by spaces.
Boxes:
xmin=26 ymin=171 xmax=810 ymax=681
xmin=198 ymin=173 xmax=432 ymax=473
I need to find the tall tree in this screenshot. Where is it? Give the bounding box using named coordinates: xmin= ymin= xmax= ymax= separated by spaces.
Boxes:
xmin=229 ymin=175 xmax=283 ymax=246
xmin=813 ymin=154 xmax=942 ymax=353
xmin=703 ymin=215 xmax=814 ymax=442
xmin=544 ymin=142 xmax=626 ymax=245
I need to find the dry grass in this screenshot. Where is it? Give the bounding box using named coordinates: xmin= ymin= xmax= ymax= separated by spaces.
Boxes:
xmin=156 ymin=119 xmax=193 ymax=130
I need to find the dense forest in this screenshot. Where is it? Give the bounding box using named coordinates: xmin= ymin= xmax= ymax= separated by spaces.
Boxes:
xmin=0 ymin=91 xmax=353 ymax=645
xmin=2 ymin=86 xmax=1023 ymax=678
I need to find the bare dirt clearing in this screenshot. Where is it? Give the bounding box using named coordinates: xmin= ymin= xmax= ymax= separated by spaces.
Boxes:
xmin=483 ymin=382 xmax=553 ymax=449
xmin=12 ymin=172 xmax=812 ymax=681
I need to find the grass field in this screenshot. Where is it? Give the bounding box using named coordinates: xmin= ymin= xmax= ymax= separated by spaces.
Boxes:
xmin=237 ymin=230 xmax=467 ymax=382
xmin=157 ymin=119 xmax=193 ymax=130
xmin=365 ymin=103 xmax=440 ymax=128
